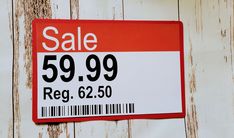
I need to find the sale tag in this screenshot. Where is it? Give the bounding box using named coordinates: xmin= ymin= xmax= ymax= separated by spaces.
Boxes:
xmin=32 ymin=19 xmax=185 ymax=123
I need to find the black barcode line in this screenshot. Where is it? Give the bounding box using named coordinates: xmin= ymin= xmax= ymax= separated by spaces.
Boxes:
xmin=41 ymin=103 xmax=135 ymax=118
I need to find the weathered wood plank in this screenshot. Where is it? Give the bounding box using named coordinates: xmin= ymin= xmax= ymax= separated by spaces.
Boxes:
xmin=124 ymin=0 xmax=178 ymax=20
xmin=128 ymin=119 xmax=186 ymax=138
xmin=75 ymin=121 xmax=129 ymax=138
xmin=180 ymin=0 xmax=234 ymax=137
xmin=123 ymin=0 xmax=186 ymax=137
xmin=77 ymin=0 xmax=123 ymax=20
xmin=51 ymin=0 xmax=71 ymax=19
xmin=71 ymin=0 xmax=129 ymax=137
xmin=0 ymin=0 xmax=13 ymax=137
xmin=12 ymin=0 xmax=74 ymax=137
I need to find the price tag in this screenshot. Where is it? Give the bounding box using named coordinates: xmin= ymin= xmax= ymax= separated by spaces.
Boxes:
xmin=32 ymin=19 xmax=185 ymax=123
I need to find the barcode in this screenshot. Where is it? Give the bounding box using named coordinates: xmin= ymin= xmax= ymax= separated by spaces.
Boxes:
xmin=41 ymin=103 xmax=135 ymax=118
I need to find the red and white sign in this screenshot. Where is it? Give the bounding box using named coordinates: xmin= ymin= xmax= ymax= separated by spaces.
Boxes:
xmin=32 ymin=19 xmax=185 ymax=123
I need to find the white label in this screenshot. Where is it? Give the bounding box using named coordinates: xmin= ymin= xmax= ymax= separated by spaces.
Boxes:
xmin=37 ymin=52 xmax=182 ymax=119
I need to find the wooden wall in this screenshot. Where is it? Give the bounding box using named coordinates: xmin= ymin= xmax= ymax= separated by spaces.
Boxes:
xmin=0 ymin=0 xmax=233 ymax=137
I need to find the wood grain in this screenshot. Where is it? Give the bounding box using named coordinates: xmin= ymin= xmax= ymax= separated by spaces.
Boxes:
xmin=12 ymin=0 xmax=74 ymax=137
xmin=123 ymin=0 xmax=186 ymax=137
xmin=180 ymin=0 xmax=234 ymax=137
xmin=0 ymin=0 xmax=13 ymax=137
xmin=0 ymin=0 xmax=232 ymax=137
